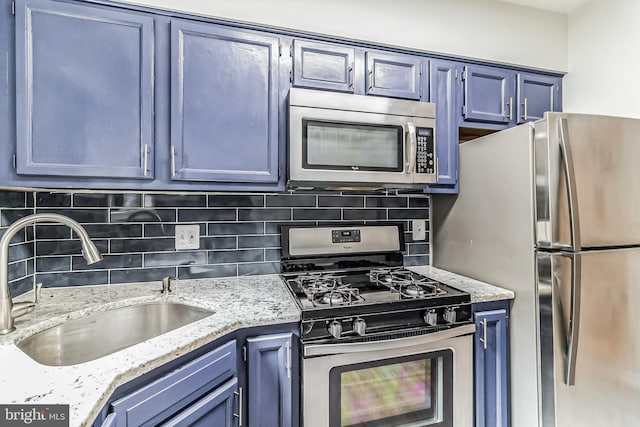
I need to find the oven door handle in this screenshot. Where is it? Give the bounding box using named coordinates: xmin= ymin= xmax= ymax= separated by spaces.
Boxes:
xmin=304 ymin=324 xmax=476 ymax=357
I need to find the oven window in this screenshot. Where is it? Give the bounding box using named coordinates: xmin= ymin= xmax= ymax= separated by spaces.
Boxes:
xmin=329 ymin=350 xmax=453 ymax=427
xmin=302 ymin=120 xmax=404 ymax=172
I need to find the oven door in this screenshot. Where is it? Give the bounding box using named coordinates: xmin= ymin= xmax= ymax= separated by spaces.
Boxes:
xmin=302 ymin=324 xmax=475 ymax=427
xmin=288 ymin=106 xmax=436 ymax=187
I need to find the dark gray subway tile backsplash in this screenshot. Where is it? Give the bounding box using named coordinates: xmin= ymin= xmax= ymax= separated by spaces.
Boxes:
xmin=0 ymin=190 xmax=431 ymax=296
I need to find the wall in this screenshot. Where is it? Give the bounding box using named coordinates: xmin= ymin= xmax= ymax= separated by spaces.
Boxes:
xmin=112 ymin=0 xmax=568 ymax=72
xmin=564 ymin=0 xmax=640 ymax=117
xmin=1 ymin=190 xmax=430 ymax=296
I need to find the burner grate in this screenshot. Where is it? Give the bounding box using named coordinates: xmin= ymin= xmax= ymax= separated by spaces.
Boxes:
xmin=369 ymin=268 xmax=447 ymax=299
xmin=290 ymin=272 xmax=365 ymax=307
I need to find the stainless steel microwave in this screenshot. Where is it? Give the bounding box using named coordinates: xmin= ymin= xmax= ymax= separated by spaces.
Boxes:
xmin=288 ymin=88 xmax=437 ymax=190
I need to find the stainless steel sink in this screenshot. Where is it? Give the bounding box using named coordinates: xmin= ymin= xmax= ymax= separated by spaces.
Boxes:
xmin=17 ymin=302 xmax=214 ymax=366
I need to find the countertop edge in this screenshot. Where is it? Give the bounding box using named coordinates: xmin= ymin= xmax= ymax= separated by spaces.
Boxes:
xmin=0 ymin=275 xmax=301 ymax=427
xmin=409 ymin=266 xmax=515 ymax=303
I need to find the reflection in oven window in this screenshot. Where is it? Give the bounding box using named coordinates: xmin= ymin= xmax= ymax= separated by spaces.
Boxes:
xmin=340 ymin=358 xmax=436 ymax=426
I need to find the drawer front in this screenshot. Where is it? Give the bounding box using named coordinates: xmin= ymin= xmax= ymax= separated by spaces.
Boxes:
xmin=111 ymin=340 xmax=237 ymax=426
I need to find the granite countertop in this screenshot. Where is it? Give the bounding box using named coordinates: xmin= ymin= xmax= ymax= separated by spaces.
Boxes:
xmin=0 ymin=268 xmax=511 ymax=427
xmin=0 ymin=275 xmax=300 ymax=427
xmin=409 ymin=266 xmax=515 ymax=302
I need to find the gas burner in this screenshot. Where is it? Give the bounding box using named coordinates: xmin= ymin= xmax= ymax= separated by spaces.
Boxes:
xmin=369 ymin=268 xmax=446 ymax=299
xmin=290 ymin=272 xmax=365 ymax=307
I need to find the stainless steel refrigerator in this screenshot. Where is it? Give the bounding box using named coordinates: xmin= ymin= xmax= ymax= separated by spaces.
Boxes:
xmin=431 ymin=112 xmax=640 ymax=427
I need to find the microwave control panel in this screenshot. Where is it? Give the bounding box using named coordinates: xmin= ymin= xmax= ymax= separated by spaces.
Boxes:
xmin=416 ymin=127 xmax=435 ymax=174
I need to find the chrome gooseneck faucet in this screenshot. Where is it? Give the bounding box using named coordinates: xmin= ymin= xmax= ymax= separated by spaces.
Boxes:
xmin=0 ymin=213 xmax=103 ymax=334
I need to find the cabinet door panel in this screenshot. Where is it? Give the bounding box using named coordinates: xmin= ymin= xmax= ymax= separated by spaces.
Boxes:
xmin=425 ymin=59 xmax=459 ymax=192
xmin=247 ymin=333 xmax=294 ymax=427
xmin=171 ymin=20 xmax=279 ymax=183
xmin=15 ymin=0 xmax=154 ymax=179
xmin=292 ymin=40 xmax=354 ymax=93
xmin=474 ymin=309 xmax=509 ymax=427
xmin=100 ymin=414 xmax=117 ymax=427
xmin=366 ymin=52 xmax=422 ymax=100
xmin=162 ymin=378 xmax=238 ymax=427
xmin=111 ymin=340 xmax=236 ymax=426
xmin=463 ymin=65 xmax=514 ymax=124
xmin=517 ymin=73 xmax=561 ymax=123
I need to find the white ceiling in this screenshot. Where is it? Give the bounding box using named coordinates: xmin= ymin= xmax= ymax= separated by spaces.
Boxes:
xmin=499 ymin=0 xmax=589 ymax=13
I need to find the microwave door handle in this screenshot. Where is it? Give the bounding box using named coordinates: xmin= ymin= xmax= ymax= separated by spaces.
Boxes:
xmin=405 ymin=122 xmax=417 ymax=174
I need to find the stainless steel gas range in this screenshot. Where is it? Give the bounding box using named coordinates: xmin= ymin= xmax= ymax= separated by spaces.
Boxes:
xmin=280 ymin=223 xmax=475 ymax=427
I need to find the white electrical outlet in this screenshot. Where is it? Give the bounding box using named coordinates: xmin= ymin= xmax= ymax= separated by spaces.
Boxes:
xmin=412 ymin=219 xmax=426 ymax=241
xmin=175 ymin=224 xmax=200 ymax=250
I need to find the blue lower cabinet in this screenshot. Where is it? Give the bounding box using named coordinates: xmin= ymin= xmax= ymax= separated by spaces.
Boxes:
xmin=162 ymin=378 xmax=239 ymax=427
xmin=107 ymin=340 xmax=237 ymax=426
xmin=473 ymin=302 xmax=510 ymax=427
xmin=246 ymin=333 xmax=297 ymax=427
xmin=99 ymin=414 xmax=116 ymax=427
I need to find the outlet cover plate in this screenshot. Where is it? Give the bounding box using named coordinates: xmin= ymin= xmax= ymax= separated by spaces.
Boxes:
xmin=412 ymin=219 xmax=426 ymax=241
xmin=175 ymin=224 xmax=200 ymax=250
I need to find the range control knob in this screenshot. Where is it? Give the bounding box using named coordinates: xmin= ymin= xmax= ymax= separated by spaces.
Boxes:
xmin=328 ymin=320 xmax=343 ymax=339
xmin=444 ymin=307 xmax=458 ymax=324
xmin=352 ymin=318 xmax=367 ymax=336
xmin=424 ymin=309 xmax=438 ymax=326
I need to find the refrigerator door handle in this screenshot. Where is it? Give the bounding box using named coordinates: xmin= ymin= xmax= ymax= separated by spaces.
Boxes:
xmin=558 ymin=118 xmax=582 ymax=251
xmin=559 ymin=252 xmax=581 ymax=386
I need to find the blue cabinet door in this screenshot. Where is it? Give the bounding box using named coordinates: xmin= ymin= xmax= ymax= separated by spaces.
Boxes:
xmin=473 ymin=307 xmax=509 ymax=427
xmin=170 ymin=20 xmax=280 ymax=183
xmin=292 ymin=39 xmax=354 ymax=93
xmin=425 ymin=59 xmax=460 ymax=193
xmin=15 ymin=0 xmax=155 ymax=179
xmin=99 ymin=414 xmax=116 ymax=427
xmin=365 ymin=51 xmax=423 ymax=100
xmin=162 ymin=378 xmax=239 ymax=427
xmin=246 ymin=333 xmax=295 ymax=427
xmin=516 ymin=73 xmax=562 ymax=124
xmin=462 ymin=65 xmax=515 ymax=125
xmin=110 ymin=340 xmax=237 ymax=426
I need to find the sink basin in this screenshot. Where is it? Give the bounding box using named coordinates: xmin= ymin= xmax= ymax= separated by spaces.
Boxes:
xmin=17 ymin=301 xmax=214 ymax=366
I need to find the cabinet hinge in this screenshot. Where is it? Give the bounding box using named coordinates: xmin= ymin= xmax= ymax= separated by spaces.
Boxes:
xmin=419 ymin=63 xmax=423 ymax=76
xmin=461 ymin=68 xmax=467 ymax=81
xmin=289 ymin=70 xmax=292 ymax=83
xmin=12 ymin=155 xmax=16 ymax=169
xmin=278 ymin=43 xmax=282 ymax=57
xmin=12 ymin=1 xmax=15 ymax=15
xmin=289 ymin=42 xmax=293 ymax=57
xmin=242 ymin=345 xmax=247 ymax=362
xmin=462 ymin=105 xmax=467 ymax=115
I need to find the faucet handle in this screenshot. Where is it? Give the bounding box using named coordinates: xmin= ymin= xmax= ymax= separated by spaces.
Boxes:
xmin=34 ymin=283 xmax=42 ymax=304
xmin=161 ymin=277 xmax=175 ymax=295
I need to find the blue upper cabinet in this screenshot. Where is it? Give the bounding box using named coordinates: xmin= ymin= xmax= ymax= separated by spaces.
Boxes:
xmin=462 ymin=65 xmax=516 ymax=126
xmin=365 ymin=51 xmax=424 ymax=100
xmin=292 ymin=39 xmax=355 ymax=93
xmin=516 ymin=72 xmax=562 ymax=124
xmin=425 ymin=59 xmax=460 ymax=193
xmin=15 ymin=0 xmax=154 ymax=180
xmin=170 ymin=20 xmax=280 ymax=183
